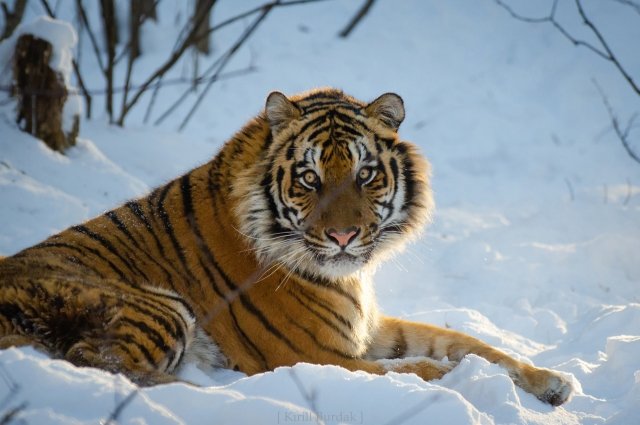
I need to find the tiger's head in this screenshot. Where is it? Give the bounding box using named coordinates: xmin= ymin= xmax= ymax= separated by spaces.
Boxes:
xmin=234 ymin=89 xmax=433 ymax=281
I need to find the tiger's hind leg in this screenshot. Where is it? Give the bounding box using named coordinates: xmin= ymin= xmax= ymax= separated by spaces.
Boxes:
xmin=0 ymin=277 xmax=196 ymax=386
xmin=0 ymin=335 xmax=48 ymax=353
xmin=64 ymin=339 xmax=178 ymax=386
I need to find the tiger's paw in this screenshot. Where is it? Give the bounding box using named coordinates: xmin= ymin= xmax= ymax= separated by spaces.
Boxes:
xmin=518 ymin=366 xmax=574 ymax=406
xmin=537 ymin=371 xmax=573 ymax=406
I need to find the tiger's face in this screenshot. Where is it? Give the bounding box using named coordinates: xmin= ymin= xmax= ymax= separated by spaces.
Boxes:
xmin=234 ymin=89 xmax=433 ymax=281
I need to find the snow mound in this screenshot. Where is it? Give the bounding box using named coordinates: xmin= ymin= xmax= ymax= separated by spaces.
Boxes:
xmin=0 ymin=16 xmax=82 ymax=132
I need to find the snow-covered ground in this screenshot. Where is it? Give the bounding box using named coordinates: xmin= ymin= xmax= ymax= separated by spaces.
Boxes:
xmin=1 ymin=1 xmax=639 ymax=424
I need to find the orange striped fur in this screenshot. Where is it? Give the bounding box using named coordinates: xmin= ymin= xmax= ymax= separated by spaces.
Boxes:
xmin=0 ymin=89 xmax=572 ymax=405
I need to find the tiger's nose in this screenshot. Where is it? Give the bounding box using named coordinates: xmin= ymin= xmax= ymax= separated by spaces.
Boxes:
xmin=326 ymin=227 xmax=360 ymax=248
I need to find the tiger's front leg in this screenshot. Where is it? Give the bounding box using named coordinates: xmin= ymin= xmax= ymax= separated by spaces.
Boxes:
xmin=366 ymin=316 xmax=573 ymax=406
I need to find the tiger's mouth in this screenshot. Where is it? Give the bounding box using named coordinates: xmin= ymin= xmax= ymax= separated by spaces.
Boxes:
xmin=303 ymin=239 xmax=374 ymax=268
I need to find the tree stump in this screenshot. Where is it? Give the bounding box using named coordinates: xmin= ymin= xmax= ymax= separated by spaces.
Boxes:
xmin=12 ymin=34 xmax=78 ymax=152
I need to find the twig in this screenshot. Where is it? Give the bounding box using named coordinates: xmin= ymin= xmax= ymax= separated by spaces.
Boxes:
xmin=575 ymin=0 xmax=640 ymax=96
xmin=288 ymin=369 xmax=324 ymax=425
xmin=494 ymin=0 xmax=640 ymax=96
xmin=114 ymin=0 xmax=161 ymax=65
xmin=103 ymin=389 xmax=139 ymax=425
xmin=381 ymin=392 xmax=442 ymax=425
xmin=593 ymin=79 xmax=640 ymax=164
xmin=152 ymin=51 xmax=228 ymax=125
xmin=624 ymin=178 xmax=632 ymax=205
xmin=339 ymin=0 xmax=375 ymax=38
xmin=0 ymin=402 xmax=27 ymax=425
xmin=189 ymin=0 xmax=333 ymax=48
xmin=0 ymin=68 xmax=254 ymax=97
xmin=153 ymin=66 xmax=256 ymax=125
xmin=613 ymin=0 xmax=640 ymax=16
xmin=0 ymin=364 xmax=26 ymax=425
xmin=564 ymin=177 xmax=575 ymax=201
xmin=115 ymin=0 xmax=215 ymax=126
xmin=99 ymin=0 xmax=118 ymax=123
xmin=0 ymin=0 xmax=27 ymax=41
xmin=74 ymin=0 xmax=107 ymax=74
xmin=121 ymin=0 xmax=160 ymax=122
xmin=178 ymin=3 xmax=274 ymax=130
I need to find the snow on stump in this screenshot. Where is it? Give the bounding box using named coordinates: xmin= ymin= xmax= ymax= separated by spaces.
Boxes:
xmin=12 ymin=34 xmax=78 ymax=152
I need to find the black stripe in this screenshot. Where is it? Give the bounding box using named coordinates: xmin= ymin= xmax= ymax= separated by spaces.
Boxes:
xmin=71 ymin=225 xmax=149 ymax=283
xmin=202 ymin=246 xmax=302 ymax=355
xmin=336 ymin=123 xmax=364 ymax=139
xmin=306 ymin=125 xmax=331 ymax=143
xmin=120 ymin=295 xmax=183 ymax=342
xmin=391 ymin=327 xmax=408 ymax=359
xmin=228 ymin=303 xmax=270 ymax=369
xmin=303 ymin=102 xmax=362 ymax=115
xmin=106 ymin=211 xmax=140 ymax=249
xmin=293 ymin=269 xmax=363 ymax=315
xmin=298 ymin=114 xmax=330 ymax=137
xmin=119 ymin=333 xmax=157 ymax=366
xmin=295 ymin=286 xmax=353 ymax=330
xmin=286 ymin=314 xmax=355 ymax=359
xmin=288 ymin=290 xmax=352 ymax=342
xmin=107 ymin=210 xmax=181 ymax=292
xmin=154 ymin=181 xmax=201 ymax=286
xmin=120 ymin=317 xmax=172 ymax=354
xmin=400 ymin=154 xmax=416 ymax=212
xmin=204 ymin=169 xmax=269 ymax=369
xmin=46 ymin=240 xmax=130 ymax=283
xmin=127 ymin=200 xmax=186 ymax=291
xmin=29 ymin=242 xmax=106 ymax=278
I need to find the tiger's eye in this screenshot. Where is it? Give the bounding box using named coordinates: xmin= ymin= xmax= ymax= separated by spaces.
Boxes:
xmin=359 ymin=167 xmax=371 ymax=181
xmin=301 ymin=170 xmax=319 ymax=189
xmin=357 ymin=166 xmax=376 ymax=186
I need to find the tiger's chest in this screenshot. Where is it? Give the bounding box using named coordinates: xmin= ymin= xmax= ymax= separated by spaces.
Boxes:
xmin=289 ymin=275 xmax=380 ymax=357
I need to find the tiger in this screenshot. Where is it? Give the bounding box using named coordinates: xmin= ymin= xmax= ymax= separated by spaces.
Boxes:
xmin=0 ymin=88 xmax=573 ymax=406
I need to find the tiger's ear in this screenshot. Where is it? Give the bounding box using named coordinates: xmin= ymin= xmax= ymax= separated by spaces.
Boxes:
xmin=365 ymin=93 xmax=405 ymax=130
xmin=265 ymin=91 xmax=301 ymax=132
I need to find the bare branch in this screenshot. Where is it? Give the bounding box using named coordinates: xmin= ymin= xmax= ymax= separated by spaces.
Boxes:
xmin=189 ymin=0 xmax=333 ymax=49
xmin=99 ymin=0 xmax=118 ymax=123
xmin=194 ymin=0 xmax=216 ymax=54
xmin=564 ymin=177 xmax=575 ymax=201
xmin=120 ymin=0 xmax=158 ymax=122
xmin=574 ymin=0 xmax=640 ymax=96
xmin=114 ymin=0 xmax=160 ymax=65
xmin=0 ymin=402 xmax=27 ymax=425
xmin=178 ymin=3 xmax=274 ymax=130
xmin=494 ymin=0 xmax=640 ymax=95
xmin=624 ymin=177 xmax=632 ymax=205
xmin=381 ymin=393 xmax=443 ymax=425
xmin=613 ymin=0 xmax=640 ymax=15
xmin=103 ymin=389 xmax=139 ymax=425
xmin=288 ymin=369 xmax=324 ymax=425
xmin=0 ymin=68 xmax=254 ymax=97
xmin=0 ymin=0 xmax=27 ymax=41
xmin=339 ymin=0 xmax=375 ymax=38
xmin=115 ymin=0 xmax=216 ymax=126
xmin=74 ymin=0 xmax=107 ymax=74
xmin=153 ymin=66 xmax=255 ymax=125
xmin=593 ymin=79 xmax=640 ymax=164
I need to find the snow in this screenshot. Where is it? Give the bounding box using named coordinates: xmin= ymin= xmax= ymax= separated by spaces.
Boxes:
xmin=1 ymin=1 xmax=639 ymax=424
